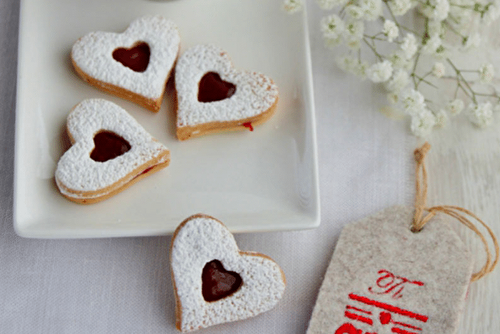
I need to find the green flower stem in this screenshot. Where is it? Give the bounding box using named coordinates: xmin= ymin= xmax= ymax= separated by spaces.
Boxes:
xmin=416 ymin=71 xmax=432 ymax=89
xmin=447 ymin=58 xmax=477 ymax=103
xmin=363 ymin=38 xmax=383 ymax=61
xmin=412 ymin=73 xmax=438 ymax=88
xmin=383 ymin=0 xmax=419 ymax=35
xmin=449 ymin=3 xmax=473 ymax=9
xmin=458 ymin=83 xmax=473 ymax=100
xmin=474 ymin=92 xmax=499 ymax=98
xmin=364 ymin=33 xmax=403 ymax=44
xmin=444 ymin=21 xmax=466 ymax=39
xmin=412 ymin=52 xmax=421 ymax=88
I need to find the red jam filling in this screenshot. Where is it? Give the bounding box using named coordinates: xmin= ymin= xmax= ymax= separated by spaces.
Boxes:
xmin=112 ymin=42 xmax=151 ymax=73
xmin=242 ymin=122 xmax=254 ymax=131
xmin=140 ymin=166 xmax=155 ymax=176
xmin=198 ymin=72 xmax=236 ymax=102
xmin=201 ymin=260 xmax=243 ymax=302
xmin=90 ymin=131 xmax=131 ymax=162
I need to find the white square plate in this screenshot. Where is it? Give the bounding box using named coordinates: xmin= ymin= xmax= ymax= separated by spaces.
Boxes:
xmin=14 ymin=0 xmax=319 ymax=238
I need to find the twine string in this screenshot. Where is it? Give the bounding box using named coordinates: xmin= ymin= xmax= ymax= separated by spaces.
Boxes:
xmin=412 ymin=143 xmax=499 ymax=282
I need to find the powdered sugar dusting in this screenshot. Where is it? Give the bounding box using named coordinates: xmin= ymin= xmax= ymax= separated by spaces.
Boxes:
xmin=171 ymin=216 xmax=286 ymax=332
xmin=55 ymin=99 xmax=169 ymax=196
xmin=175 ymin=44 xmax=278 ymax=127
xmin=72 ymin=16 xmax=180 ymax=99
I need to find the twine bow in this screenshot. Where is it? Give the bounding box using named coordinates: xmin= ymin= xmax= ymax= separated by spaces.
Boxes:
xmin=412 ymin=142 xmax=499 ymax=282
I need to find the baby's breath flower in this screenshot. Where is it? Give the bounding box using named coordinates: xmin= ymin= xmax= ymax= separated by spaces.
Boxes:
xmin=483 ymin=3 xmax=500 ymax=25
xmin=435 ymin=109 xmax=448 ymax=127
xmin=433 ymin=44 xmax=450 ymax=59
xmin=383 ymin=20 xmax=399 ymax=42
xmin=360 ymin=0 xmax=383 ymax=21
xmin=353 ymin=60 xmax=369 ymax=79
xmin=401 ymin=89 xmax=426 ymax=116
xmin=283 ymin=0 xmax=303 ymax=13
xmin=317 ymin=0 xmax=348 ymax=10
xmin=434 ymin=0 xmax=450 ymax=21
xmin=335 ymin=55 xmax=356 ymax=72
xmin=422 ymin=34 xmax=442 ymax=55
xmin=367 ymin=60 xmax=393 ymax=83
xmin=385 ymin=69 xmax=410 ymax=92
xmin=419 ymin=0 xmax=450 ymax=21
xmin=336 ymin=56 xmax=369 ymax=79
xmin=479 ymin=63 xmax=495 ymax=84
xmin=401 ymin=33 xmax=418 ymax=59
xmin=346 ymin=5 xmax=365 ymax=19
xmin=320 ymin=14 xmax=345 ymax=40
xmin=468 ymin=102 xmax=493 ymax=127
xmin=447 ymin=99 xmax=465 ymax=115
xmin=432 ymin=62 xmax=445 ymax=78
xmin=462 ymin=33 xmax=481 ymax=51
xmin=451 ymin=8 xmax=471 ymax=29
xmin=428 ymin=20 xmax=444 ymax=37
xmin=344 ymin=19 xmax=364 ymax=43
xmin=410 ymin=109 xmax=436 ymax=137
xmin=387 ymin=0 xmax=413 ymax=15
xmin=387 ymin=50 xmax=414 ymax=71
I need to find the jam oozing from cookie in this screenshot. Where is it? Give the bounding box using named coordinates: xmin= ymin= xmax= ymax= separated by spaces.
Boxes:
xmin=112 ymin=42 xmax=151 ymax=72
xmin=131 ymin=165 xmax=157 ymax=181
xmin=90 ymin=131 xmax=131 ymax=162
xmin=242 ymin=122 xmax=254 ymax=131
xmin=202 ymin=260 xmax=243 ymax=302
xmin=198 ymin=72 xmax=236 ymax=102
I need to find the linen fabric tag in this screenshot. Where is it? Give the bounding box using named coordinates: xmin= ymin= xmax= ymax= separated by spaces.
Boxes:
xmin=307 ymin=206 xmax=474 ymax=334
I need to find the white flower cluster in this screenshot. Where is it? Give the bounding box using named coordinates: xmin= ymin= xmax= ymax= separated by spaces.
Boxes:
xmin=284 ymin=0 xmax=500 ymax=137
xmin=282 ymin=0 xmax=303 ymax=13
xmin=479 ymin=63 xmax=495 ymax=84
xmin=468 ymin=102 xmax=494 ymax=127
xmin=383 ymin=20 xmax=398 ymax=42
xmin=432 ymin=62 xmax=445 ymax=78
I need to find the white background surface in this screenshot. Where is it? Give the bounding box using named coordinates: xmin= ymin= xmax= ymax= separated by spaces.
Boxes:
xmin=1 ymin=0 xmax=499 ymax=333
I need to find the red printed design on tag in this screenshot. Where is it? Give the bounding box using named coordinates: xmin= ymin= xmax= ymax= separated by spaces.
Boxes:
xmin=335 ymin=322 xmax=377 ymax=334
xmin=335 ymin=293 xmax=428 ymax=334
xmin=368 ymin=270 xmax=424 ymax=299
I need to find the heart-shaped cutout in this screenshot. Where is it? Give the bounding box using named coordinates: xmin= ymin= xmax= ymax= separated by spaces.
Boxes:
xmin=90 ymin=130 xmax=131 ymax=162
xmin=71 ymin=16 xmax=180 ymax=112
xmin=55 ymin=99 xmax=170 ymax=204
xmin=198 ymin=72 xmax=236 ymax=102
xmin=170 ymin=214 xmax=286 ymax=332
xmin=175 ymin=44 xmax=279 ymax=140
xmin=202 ymin=260 xmax=243 ymax=302
xmin=112 ymin=42 xmax=151 ymax=73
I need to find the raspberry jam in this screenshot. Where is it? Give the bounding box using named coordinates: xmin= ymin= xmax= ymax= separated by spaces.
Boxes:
xmin=198 ymin=72 xmax=236 ymax=102
xmin=90 ymin=131 xmax=131 ymax=162
xmin=202 ymin=260 xmax=243 ymax=302
xmin=242 ymin=122 xmax=254 ymax=131
xmin=112 ymin=42 xmax=150 ymax=73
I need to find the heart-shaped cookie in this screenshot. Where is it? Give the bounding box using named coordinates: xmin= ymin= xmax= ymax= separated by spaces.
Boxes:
xmin=71 ymin=16 xmax=180 ymax=112
xmin=55 ymin=98 xmax=170 ymax=204
xmin=174 ymin=44 xmax=279 ymax=140
xmin=170 ymin=214 xmax=286 ymax=332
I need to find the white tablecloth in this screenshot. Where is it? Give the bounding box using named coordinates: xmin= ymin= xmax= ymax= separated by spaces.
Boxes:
xmin=7 ymin=1 xmax=484 ymax=333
